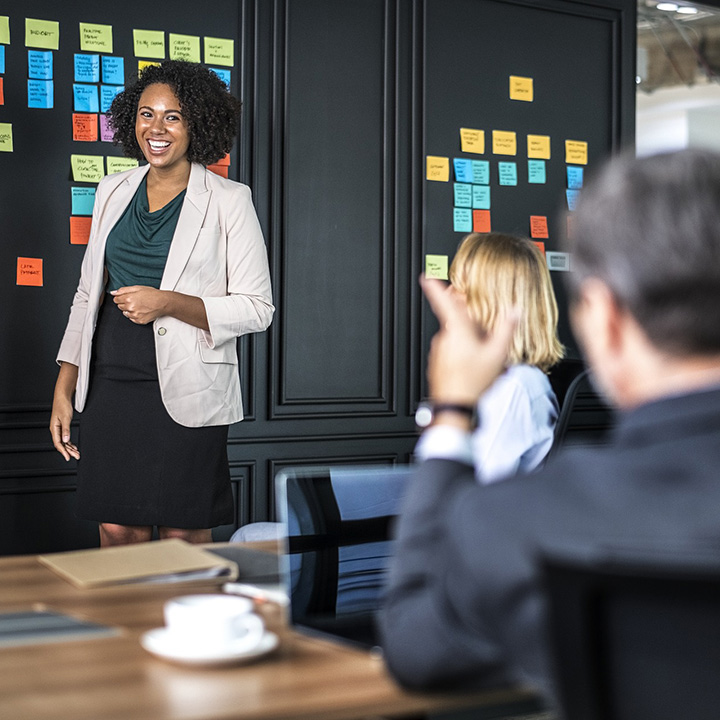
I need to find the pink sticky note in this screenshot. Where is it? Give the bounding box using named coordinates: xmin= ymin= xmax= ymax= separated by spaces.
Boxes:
xmin=99 ymin=114 xmax=114 ymax=142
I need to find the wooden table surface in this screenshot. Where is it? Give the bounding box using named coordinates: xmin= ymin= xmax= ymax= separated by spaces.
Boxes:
xmin=0 ymin=551 xmax=538 ymax=720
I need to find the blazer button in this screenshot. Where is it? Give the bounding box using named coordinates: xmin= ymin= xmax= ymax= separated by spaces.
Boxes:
xmin=157 ymin=327 xmax=167 ymax=336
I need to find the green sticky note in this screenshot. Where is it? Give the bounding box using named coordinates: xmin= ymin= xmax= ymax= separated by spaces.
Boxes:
xmin=204 ymin=36 xmax=234 ymax=67
xmin=0 ymin=123 xmax=13 ymax=152
xmin=106 ymin=156 xmax=138 ymax=174
xmin=133 ymin=29 xmax=165 ymax=59
xmin=25 ymin=18 xmax=59 ymax=50
xmin=169 ymin=33 xmax=200 ymax=63
xmin=0 ymin=16 xmax=10 ymax=45
xmin=71 ymin=154 xmax=105 ymax=183
xmin=79 ymin=23 xmax=113 ymax=53
xmin=425 ymin=254 xmax=448 ymax=280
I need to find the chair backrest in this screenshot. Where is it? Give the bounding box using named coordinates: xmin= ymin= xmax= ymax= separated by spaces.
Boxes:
xmin=542 ymin=550 xmax=720 ymax=720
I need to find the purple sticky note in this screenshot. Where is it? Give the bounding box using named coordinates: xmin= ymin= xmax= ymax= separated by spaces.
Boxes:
xmin=100 ymin=114 xmax=114 ymax=142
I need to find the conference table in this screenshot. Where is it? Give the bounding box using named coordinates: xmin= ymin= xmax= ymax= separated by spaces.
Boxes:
xmin=0 ymin=546 xmax=541 ymax=720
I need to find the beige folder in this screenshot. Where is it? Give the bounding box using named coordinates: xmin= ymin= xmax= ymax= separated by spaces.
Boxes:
xmin=38 ymin=538 xmax=239 ymax=589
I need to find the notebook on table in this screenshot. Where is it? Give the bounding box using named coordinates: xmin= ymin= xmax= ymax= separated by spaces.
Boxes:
xmin=275 ymin=465 xmax=412 ymax=651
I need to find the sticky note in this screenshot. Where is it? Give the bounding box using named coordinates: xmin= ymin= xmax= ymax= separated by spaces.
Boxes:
xmin=138 ymin=60 xmax=161 ymax=75
xmin=210 ymin=67 xmax=231 ymax=87
xmin=473 ymin=210 xmax=491 ymax=233
xmin=207 ymin=163 xmax=228 ymax=178
xmin=453 ymin=158 xmax=472 ymax=183
xmin=28 ymin=79 xmax=53 ymax=109
xmin=527 ymin=134 xmax=550 ymax=160
xmin=472 ymin=185 xmax=491 ymax=210
xmin=566 ymin=189 xmax=581 ymax=211
xmin=425 ymin=255 xmax=448 ymax=280
xmin=0 ymin=77 xmax=4 ymax=105
xmin=71 ymin=187 xmax=96 ymax=215
xmin=453 ymin=208 xmax=472 ymax=233
xmin=99 ymin=114 xmax=114 ymax=142
xmin=459 ymin=128 xmax=485 ymax=154
xmin=106 ymin=156 xmax=138 ymax=174
xmin=72 ymin=113 xmax=98 ymax=142
xmin=498 ymin=162 xmax=517 ymax=186
xmin=102 ymin=56 xmax=125 ymax=85
xmin=169 ymin=33 xmax=200 ymax=63
xmin=16 ymin=257 xmax=43 ymax=286
xmin=532 ymin=241 xmax=546 ymax=256
xmin=70 ymin=216 xmax=92 ymax=245
xmin=74 ymin=54 xmax=100 ymax=83
xmin=426 ymin=156 xmax=449 ymax=182
xmin=25 ymin=18 xmax=59 ymax=50
xmin=546 ymin=251 xmax=571 ymax=272
xmin=528 ymin=160 xmax=546 ymax=184
xmin=204 ymin=37 xmax=234 ymax=67
xmin=530 ymin=215 xmax=549 ymax=239
xmin=0 ymin=46 xmax=5 ymax=73
xmin=492 ymin=130 xmax=517 ymax=156
xmin=567 ymin=166 xmax=584 ymax=189
xmin=73 ymin=84 xmax=99 ymax=113
xmin=565 ymin=140 xmax=588 ymax=165
xmin=134 ymin=29 xmax=165 ymax=59
xmin=28 ymin=50 xmax=52 ymax=79
xmin=509 ymin=75 xmax=533 ymax=102
xmin=0 ymin=16 xmax=9 ymax=44
xmin=216 ymin=154 xmax=231 ymax=166
xmin=471 ymin=160 xmax=490 ymax=185
xmin=79 ymin=23 xmax=113 ymax=53
xmin=0 ymin=122 xmax=12 ymax=151
xmin=453 ymin=183 xmax=472 ymax=208
xmin=100 ymin=84 xmax=123 ymax=113
xmin=71 ymin=154 xmax=105 ymax=183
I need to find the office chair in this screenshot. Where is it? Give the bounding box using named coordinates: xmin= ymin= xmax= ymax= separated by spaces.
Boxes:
xmin=541 ymin=549 xmax=720 ymax=720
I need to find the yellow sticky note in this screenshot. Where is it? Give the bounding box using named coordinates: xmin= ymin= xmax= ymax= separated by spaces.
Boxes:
xmin=79 ymin=23 xmax=113 ymax=53
xmin=509 ymin=75 xmax=533 ymax=102
xmin=565 ymin=140 xmax=588 ymax=165
xmin=25 ymin=18 xmax=59 ymax=50
xmin=169 ymin=33 xmax=200 ymax=63
xmin=204 ymin=37 xmax=234 ymax=67
xmin=527 ymin=134 xmax=551 ymax=160
xmin=426 ymin=156 xmax=449 ymax=182
xmin=133 ymin=29 xmax=165 ymax=59
xmin=71 ymin=154 xmax=105 ymax=183
xmin=138 ymin=60 xmax=161 ymax=76
xmin=0 ymin=123 xmax=13 ymax=152
xmin=492 ymin=130 xmax=517 ymax=156
xmin=0 ymin=16 xmax=10 ymax=44
xmin=460 ymin=128 xmax=485 ymax=155
xmin=425 ymin=255 xmax=448 ymax=280
xmin=106 ymin=156 xmax=138 ymax=174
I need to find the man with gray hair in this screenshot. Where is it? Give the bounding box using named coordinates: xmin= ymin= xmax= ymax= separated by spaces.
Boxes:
xmin=379 ymin=150 xmax=720 ymax=697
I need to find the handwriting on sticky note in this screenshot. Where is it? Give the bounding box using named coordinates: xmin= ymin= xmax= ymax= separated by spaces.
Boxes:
xmin=566 ymin=189 xmax=580 ymax=211
xmin=472 ymin=185 xmax=490 ymax=210
xmin=565 ymin=140 xmax=588 ymax=165
xmin=567 ymin=166 xmax=584 ymax=189
xmin=71 ymin=154 xmax=105 ymax=183
xmin=73 ymin=83 xmax=99 ymax=113
xmin=169 ymin=33 xmax=200 ymax=63
xmin=28 ymin=79 xmax=53 ymax=109
xmin=0 ymin=16 xmax=10 ymax=45
xmin=0 ymin=123 xmax=13 ymax=152
xmin=106 ymin=157 xmax=138 ymax=174
xmin=25 ymin=18 xmax=59 ymax=50
xmin=73 ymin=113 xmax=98 ymax=142
xmin=492 ymin=130 xmax=517 ymax=156
xmin=102 ymin=56 xmax=125 ymax=85
xmin=204 ymin=37 xmax=234 ymax=67
xmin=528 ymin=160 xmax=546 ymax=184
xmin=426 ymin=156 xmax=449 ymax=182
xmin=473 ymin=210 xmax=491 ymax=233
xmin=28 ymin=50 xmax=53 ymax=80
xmin=70 ymin=216 xmax=92 ymax=245
xmin=527 ymin=134 xmax=550 ymax=160
xmin=74 ymin=53 xmax=100 ymax=83
xmin=530 ymin=215 xmax=549 ymax=239
xmin=99 ymin=114 xmax=114 ymax=142
xmin=459 ymin=128 xmax=485 ymax=154
xmin=71 ymin=187 xmax=96 ymax=216
xmin=498 ymin=162 xmax=517 ymax=186
xmin=16 ymin=257 xmax=43 ymax=287
xmin=453 ymin=158 xmax=473 ymax=183
xmin=509 ymin=75 xmax=533 ymax=102
xmin=100 ymin=85 xmax=123 ymax=113
xmin=79 ymin=23 xmax=113 ymax=53
xmin=134 ymin=29 xmax=165 ymax=59
xmin=454 ymin=183 xmax=472 ymax=208
xmin=453 ymin=208 xmax=472 ymax=234
xmin=425 ymin=255 xmax=448 ymax=280
xmin=471 ymin=160 xmax=489 ymax=185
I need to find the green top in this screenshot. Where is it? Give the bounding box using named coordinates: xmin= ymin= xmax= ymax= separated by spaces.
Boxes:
xmin=105 ymin=175 xmax=187 ymax=292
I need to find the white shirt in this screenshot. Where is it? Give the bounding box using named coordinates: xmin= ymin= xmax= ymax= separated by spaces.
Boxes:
xmin=415 ymin=364 xmax=559 ymax=484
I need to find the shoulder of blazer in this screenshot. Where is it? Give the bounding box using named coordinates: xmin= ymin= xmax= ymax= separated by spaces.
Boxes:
xmin=200 ymin=165 xmax=252 ymax=198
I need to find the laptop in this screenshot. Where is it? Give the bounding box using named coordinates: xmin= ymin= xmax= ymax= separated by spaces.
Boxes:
xmin=275 ymin=465 xmax=412 ymax=651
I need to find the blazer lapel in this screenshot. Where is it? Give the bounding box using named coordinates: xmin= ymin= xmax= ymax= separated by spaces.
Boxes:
xmin=161 ymin=163 xmax=211 ymax=291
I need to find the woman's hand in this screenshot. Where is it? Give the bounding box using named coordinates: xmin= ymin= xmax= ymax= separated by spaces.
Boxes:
xmin=50 ymin=363 xmax=80 ymax=461
xmin=111 ymin=286 xmax=168 ymax=325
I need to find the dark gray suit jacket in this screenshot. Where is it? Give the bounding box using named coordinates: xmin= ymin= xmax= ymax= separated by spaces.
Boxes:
xmin=379 ymin=386 xmax=720 ymax=697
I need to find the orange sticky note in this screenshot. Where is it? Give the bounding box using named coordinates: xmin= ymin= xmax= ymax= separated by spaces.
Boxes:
xmin=532 ymin=241 xmax=546 ymax=256
xmin=473 ymin=210 xmax=491 ymax=233
xmin=70 ymin=216 xmax=92 ymax=245
xmin=530 ymin=215 xmax=549 ymax=239
xmin=207 ymin=163 xmax=229 ymax=178
xmin=16 ymin=257 xmax=43 ymax=287
xmin=0 ymin=78 xmax=4 ymax=106
xmin=216 ymin=153 xmax=230 ymax=166
xmin=72 ymin=113 xmax=98 ymax=142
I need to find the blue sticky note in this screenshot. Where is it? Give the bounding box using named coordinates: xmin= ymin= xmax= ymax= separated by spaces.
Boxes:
xmin=453 ymin=183 xmax=472 ymax=208
xmin=73 ymin=84 xmax=100 ymax=113
xmin=28 ymin=50 xmax=53 ymax=80
xmin=453 ymin=158 xmax=473 ymax=183
xmin=27 ymin=79 xmax=54 ymax=109
xmin=498 ymin=162 xmax=517 ymax=186
xmin=567 ymin=166 xmax=584 ymax=189
xmin=453 ymin=208 xmax=472 ymax=233
xmin=528 ymin=160 xmax=546 ymax=184
xmin=0 ymin=46 xmax=5 ymax=75
xmin=101 ymin=84 xmax=124 ymax=113
xmin=102 ymin=56 xmax=125 ymax=85
xmin=71 ymin=187 xmax=97 ymax=216
xmin=210 ymin=67 xmax=231 ymax=87
xmin=566 ymin=189 xmax=581 ymax=211
xmin=74 ymin=54 xmax=100 ymax=83
xmin=472 ymin=185 xmax=491 ymax=210
xmin=471 ymin=160 xmax=490 ymax=185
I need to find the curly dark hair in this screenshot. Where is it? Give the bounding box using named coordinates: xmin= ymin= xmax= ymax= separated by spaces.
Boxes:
xmin=107 ymin=60 xmax=242 ymax=166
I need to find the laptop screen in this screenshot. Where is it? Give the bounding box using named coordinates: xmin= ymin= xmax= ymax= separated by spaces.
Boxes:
xmin=275 ymin=465 xmax=412 ymax=651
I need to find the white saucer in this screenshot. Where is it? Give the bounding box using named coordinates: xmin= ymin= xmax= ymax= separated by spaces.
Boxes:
xmin=140 ymin=627 xmax=279 ymax=667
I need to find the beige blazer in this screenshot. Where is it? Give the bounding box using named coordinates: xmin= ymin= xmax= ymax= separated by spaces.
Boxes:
xmin=57 ymin=163 xmax=274 ymax=427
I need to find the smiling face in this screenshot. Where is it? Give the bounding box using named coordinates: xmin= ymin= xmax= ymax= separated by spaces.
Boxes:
xmin=135 ymin=83 xmax=190 ymax=174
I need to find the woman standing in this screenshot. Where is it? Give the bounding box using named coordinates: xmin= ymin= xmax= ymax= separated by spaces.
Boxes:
xmin=49 ymin=61 xmax=274 ymax=546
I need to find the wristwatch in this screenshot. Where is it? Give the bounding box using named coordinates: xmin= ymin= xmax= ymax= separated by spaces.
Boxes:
xmin=415 ymin=401 xmax=478 ymax=430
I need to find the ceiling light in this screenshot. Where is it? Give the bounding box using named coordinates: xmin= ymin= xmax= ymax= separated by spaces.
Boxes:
xmin=676 ymin=5 xmax=698 ymax=13
xmin=656 ymin=2 xmax=679 ymax=10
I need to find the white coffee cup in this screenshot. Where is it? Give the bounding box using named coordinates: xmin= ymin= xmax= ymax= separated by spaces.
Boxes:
xmin=163 ymin=594 xmax=265 ymax=652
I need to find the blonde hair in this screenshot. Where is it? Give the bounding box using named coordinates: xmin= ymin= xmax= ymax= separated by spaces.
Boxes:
xmin=449 ymin=232 xmax=564 ymax=372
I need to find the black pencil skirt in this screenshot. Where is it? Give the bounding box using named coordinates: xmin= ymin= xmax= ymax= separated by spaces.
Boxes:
xmin=76 ymin=295 xmax=234 ymax=528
